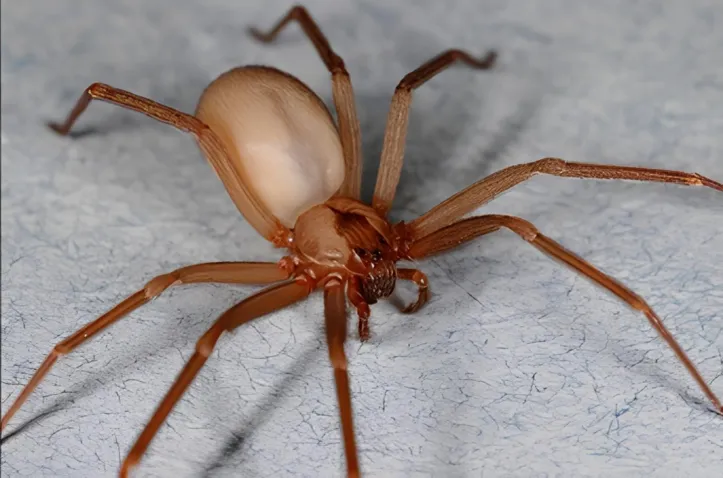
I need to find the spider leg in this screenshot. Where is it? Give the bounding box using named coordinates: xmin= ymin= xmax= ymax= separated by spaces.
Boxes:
xmin=119 ymin=277 xmax=312 ymax=477
xmin=0 ymin=262 xmax=288 ymax=433
xmin=324 ymin=278 xmax=360 ymax=477
xmin=407 ymin=214 xmax=723 ymax=414
xmin=410 ymin=157 xmax=723 ymax=237
xmin=372 ymin=48 xmax=497 ymax=215
xmin=347 ymin=276 xmax=371 ymax=342
xmin=249 ymin=5 xmax=362 ymax=199
xmin=47 ymin=83 xmax=287 ymax=242
xmin=396 ymin=268 xmax=429 ymax=313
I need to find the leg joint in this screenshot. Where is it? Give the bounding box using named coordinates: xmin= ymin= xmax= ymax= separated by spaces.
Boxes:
xmin=87 ymin=82 xmax=110 ymax=97
xmin=328 ymin=347 xmax=348 ymax=370
xmin=196 ymin=328 xmax=223 ymax=357
xmin=394 ymin=81 xmax=414 ymax=93
xmin=329 ymin=55 xmax=348 ymax=75
xmin=144 ymin=271 xmax=180 ymax=298
xmin=535 ymin=157 xmax=567 ymax=173
xmin=290 ymin=4 xmax=310 ymax=18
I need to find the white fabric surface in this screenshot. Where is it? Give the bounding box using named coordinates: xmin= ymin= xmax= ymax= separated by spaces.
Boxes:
xmin=2 ymin=1 xmax=722 ymax=477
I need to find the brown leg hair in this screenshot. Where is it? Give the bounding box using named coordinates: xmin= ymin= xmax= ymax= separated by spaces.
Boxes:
xmin=408 ymin=214 xmax=723 ymax=414
xmin=0 ymin=262 xmax=290 ymax=432
xmin=120 ymin=278 xmax=312 ymax=477
xmin=409 ymin=157 xmax=723 ymax=238
xmin=249 ymin=5 xmax=363 ymax=199
xmin=47 ymin=84 xmax=287 ymax=242
xmin=324 ymin=278 xmax=360 ymax=477
xmin=372 ymin=48 xmax=497 ymax=215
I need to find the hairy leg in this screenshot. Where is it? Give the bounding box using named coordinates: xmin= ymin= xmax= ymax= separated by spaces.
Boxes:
xmin=120 ymin=277 xmax=312 ymax=476
xmin=372 ymin=48 xmax=497 ymax=215
xmin=324 ymin=278 xmax=360 ymax=477
xmin=408 ymin=214 xmax=723 ymax=413
xmin=1 ymin=262 xmax=289 ymax=432
xmin=48 ymin=83 xmax=287 ymax=242
xmin=347 ymin=276 xmax=371 ymax=341
xmin=410 ymin=157 xmax=723 ymax=238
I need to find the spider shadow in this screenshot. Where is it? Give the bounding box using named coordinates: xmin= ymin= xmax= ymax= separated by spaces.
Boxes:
xmin=200 ymin=337 xmax=325 ymax=477
xmin=597 ymin=312 xmax=721 ymax=416
xmin=2 ymin=293 xmax=330 ymax=477
xmin=423 ymin=234 xmax=721 ymax=417
xmin=0 ymin=288 xmax=253 ymax=445
xmin=0 ymin=407 xmax=63 ymax=445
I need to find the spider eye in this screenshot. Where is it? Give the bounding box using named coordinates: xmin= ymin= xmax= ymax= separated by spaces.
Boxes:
xmin=371 ymin=249 xmax=382 ymax=260
xmin=354 ymin=248 xmax=367 ymax=258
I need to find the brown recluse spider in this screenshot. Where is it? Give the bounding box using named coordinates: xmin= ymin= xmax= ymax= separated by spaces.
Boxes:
xmin=2 ymin=5 xmax=722 ymax=477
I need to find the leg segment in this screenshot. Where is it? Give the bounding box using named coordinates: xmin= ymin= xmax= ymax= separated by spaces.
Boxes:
xmin=120 ymin=278 xmax=312 ymax=477
xmin=249 ymin=5 xmax=363 ymax=199
xmin=410 ymin=157 xmax=723 ymax=238
xmin=0 ymin=262 xmax=288 ymax=433
xmin=396 ymin=268 xmax=429 ymax=313
xmin=347 ymin=276 xmax=371 ymax=342
xmin=409 ymin=214 xmax=723 ymax=413
xmin=407 ymin=217 xmax=501 ymax=259
xmin=324 ymin=278 xmax=360 ymax=477
xmin=48 ymin=83 xmax=287 ymax=242
xmin=372 ymin=48 xmax=497 ymax=215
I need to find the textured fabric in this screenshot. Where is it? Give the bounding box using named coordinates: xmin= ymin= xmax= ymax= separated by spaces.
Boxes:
xmin=2 ymin=1 xmax=722 ymax=477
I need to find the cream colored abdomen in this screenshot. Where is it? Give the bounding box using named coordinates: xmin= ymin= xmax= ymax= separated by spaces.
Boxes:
xmin=195 ymin=66 xmax=345 ymax=227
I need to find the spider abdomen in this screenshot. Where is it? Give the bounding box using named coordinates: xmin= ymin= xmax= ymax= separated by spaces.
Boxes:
xmin=195 ymin=65 xmax=345 ymax=227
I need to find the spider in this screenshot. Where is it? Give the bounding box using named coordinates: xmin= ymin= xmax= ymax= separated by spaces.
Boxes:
xmin=1 ymin=5 xmax=722 ymax=477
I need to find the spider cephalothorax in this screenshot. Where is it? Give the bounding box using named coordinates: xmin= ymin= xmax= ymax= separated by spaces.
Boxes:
xmin=2 ymin=5 xmax=721 ymax=478
xmin=285 ymin=198 xmax=409 ymax=340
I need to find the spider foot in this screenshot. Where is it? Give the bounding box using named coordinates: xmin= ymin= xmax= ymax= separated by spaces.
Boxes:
xmin=47 ymin=121 xmax=70 ymax=135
